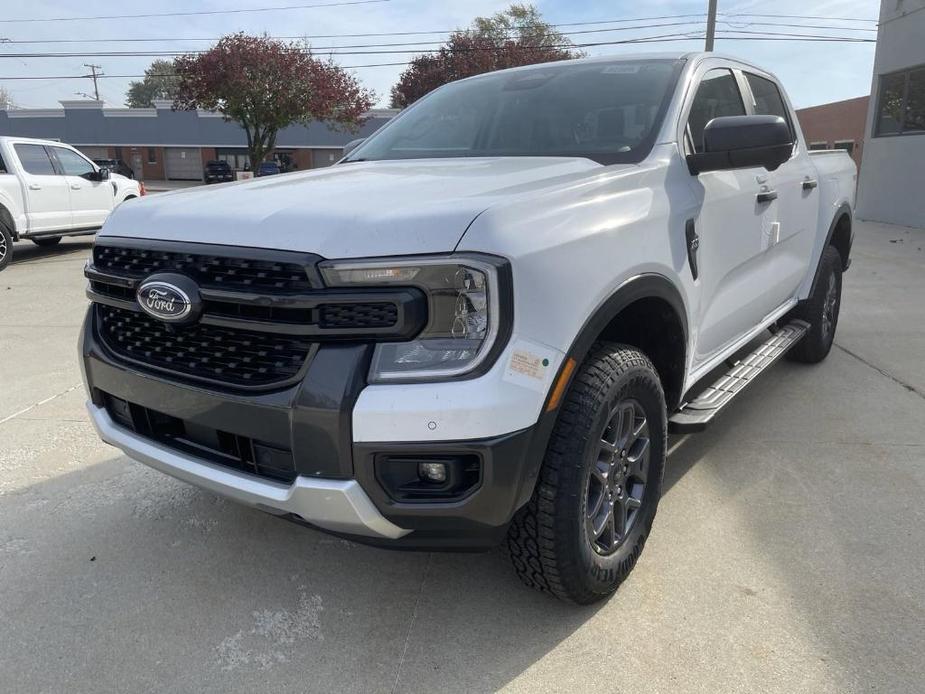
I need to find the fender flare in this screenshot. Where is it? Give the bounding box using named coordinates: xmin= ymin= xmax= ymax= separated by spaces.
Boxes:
xmin=512 ymin=274 xmax=689 ymax=513
xmin=0 ymin=202 xmax=18 ymax=241
xmin=553 ymin=273 xmax=689 ymax=383
xmin=808 ymin=203 xmax=852 ymax=297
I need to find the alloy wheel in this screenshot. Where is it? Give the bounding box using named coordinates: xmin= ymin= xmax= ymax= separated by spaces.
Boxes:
xmin=822 ymin=270 xmax=838 ymax=341
xmin=585 ymin=399 xmax=651 ymax=556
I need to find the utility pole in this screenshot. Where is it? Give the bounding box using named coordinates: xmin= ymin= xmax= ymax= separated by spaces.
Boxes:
xmin=705 ymin=0 xmax=718 ymax=51
xmin=83 ymin=63 xmax=102 ymax=101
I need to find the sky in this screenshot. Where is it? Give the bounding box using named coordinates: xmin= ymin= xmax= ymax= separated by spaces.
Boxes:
xmin=0 ymin=0 xmax=880 ymax=110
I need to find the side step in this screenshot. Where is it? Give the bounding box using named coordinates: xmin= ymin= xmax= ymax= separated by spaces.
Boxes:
xmin=669 ymin=320 xmax=810 ymax=433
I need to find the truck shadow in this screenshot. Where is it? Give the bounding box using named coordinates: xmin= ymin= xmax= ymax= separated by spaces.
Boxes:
xmin=8 ymin=237 xmax=94 ymax=266
xmin=3 ymin=355 xmax=922 ymax=692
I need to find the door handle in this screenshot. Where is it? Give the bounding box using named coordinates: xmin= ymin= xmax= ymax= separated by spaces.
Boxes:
xmin=802 ymin=179 xmax=818 ymax=190
xmin=28 ymin=183 xmax=41 ymax=191
xmin=70 ymin=184 xmax=82 ymax=190
xmin=756 ymin=190 xmax=778 ymax=203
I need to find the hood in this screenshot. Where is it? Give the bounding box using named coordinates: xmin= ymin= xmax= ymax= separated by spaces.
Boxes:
xmin=100 ymin=157 xmax=605 ymax=258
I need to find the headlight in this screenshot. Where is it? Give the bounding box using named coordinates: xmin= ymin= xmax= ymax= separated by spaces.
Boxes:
xmin=319 ymin=255 xmax=511 ymax=382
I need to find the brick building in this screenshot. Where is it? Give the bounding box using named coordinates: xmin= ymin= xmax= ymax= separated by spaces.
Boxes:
xmin=0 ymin=99 xmax=396 ymax=181
xmin=795 ymin=95 xmax=869 ymax=168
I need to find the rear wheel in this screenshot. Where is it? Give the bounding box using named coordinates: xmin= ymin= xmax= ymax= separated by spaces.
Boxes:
xmin=786 ymin=245 xmax=842 ymax=364
xmin=32 ymin=236 xmax=62 ymax=248
xmin=505 ymin=343 xmax=666 ymax=604
xmin=0 ymin=223 xmax=12 ymax=271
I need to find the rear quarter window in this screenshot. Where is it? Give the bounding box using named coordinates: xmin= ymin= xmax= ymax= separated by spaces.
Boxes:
xmin=14 ymin=144 xmax=57 ymax=175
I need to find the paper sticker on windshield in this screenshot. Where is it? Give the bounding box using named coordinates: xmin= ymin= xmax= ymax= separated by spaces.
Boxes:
xmin=601 ymin=65 xmax=640 ymax=74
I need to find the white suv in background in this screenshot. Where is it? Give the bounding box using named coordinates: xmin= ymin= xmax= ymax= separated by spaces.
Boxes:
xmin=0 ymin=137 xmax=142 ymax=271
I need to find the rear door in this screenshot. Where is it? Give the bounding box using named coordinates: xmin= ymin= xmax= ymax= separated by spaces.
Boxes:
xmin=50 ymin=145 xmax=114 ymax=229
xmin=682 ymin=67 xmax=779 ymax=366
xmin=741 ymin=71 xmax=818 ymax=309
xmin=12 ymin=143 xmax=71 ymax=233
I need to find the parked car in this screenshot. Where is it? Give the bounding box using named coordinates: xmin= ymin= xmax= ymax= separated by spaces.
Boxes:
xmin=0 ymin=137 xmax=142 ymax=271
xmin=92 ymin=158 xmax=134 ymax=179
xmin=203 ymin=160 xmax=234 ymax=184
xmin=80 ymin=53 xmax=855 ymax=603
xmin=256 ymin=161 xmax=281 ymax=177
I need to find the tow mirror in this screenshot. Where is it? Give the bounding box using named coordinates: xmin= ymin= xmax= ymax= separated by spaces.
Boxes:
xmin=88 ymin=167 xmax=110 ymax=181
xmin=687 ymin=115 xmax=793 ymax=175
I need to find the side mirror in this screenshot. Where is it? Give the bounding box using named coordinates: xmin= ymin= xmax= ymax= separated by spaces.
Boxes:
xmin=88 ymin=167 xmax=110 ymax=181
xmin=687 ymin=115 xmax=793 ymax=175
xmin=342 ymin=138 xmax=365 ymax=158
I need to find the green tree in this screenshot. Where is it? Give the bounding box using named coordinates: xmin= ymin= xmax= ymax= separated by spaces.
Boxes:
xmin=390 ymin=4 xmax=580 ymax=108
xmin=126 ymin=60 xmax=180 ymax=108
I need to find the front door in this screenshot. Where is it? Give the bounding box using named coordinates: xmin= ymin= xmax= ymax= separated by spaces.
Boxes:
xmin=13 ymin=143 xmax=71 ymax=233
xmin=683 ymin=68 xmax=779 ymax=366
xmin=50 ymin=146 xmax=113 ymax=229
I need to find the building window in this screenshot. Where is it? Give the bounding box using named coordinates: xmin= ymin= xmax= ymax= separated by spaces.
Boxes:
xmin=147 ymin=148 xmax=157 ymax=164
xmin=833 ymin=140 xmax=855 ymax=155
xmin=874 ymin=65 xmax=925 ymax=136
xmin=808 ymin=142 xmax=829 ymax=150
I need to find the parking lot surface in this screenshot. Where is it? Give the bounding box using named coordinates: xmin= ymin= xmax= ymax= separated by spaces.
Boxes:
xmin=1 ymin=222 xmax=923 ymax=693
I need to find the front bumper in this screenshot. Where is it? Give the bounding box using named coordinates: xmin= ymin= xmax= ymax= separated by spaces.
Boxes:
xmin=79 ymin=308 xmax=548 ymax=548
xmin=88 ymin=402 xmax=409 ymax=539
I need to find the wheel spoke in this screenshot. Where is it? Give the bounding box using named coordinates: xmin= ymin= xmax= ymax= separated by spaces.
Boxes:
xmin=625 ymin=495 xmax=642 ymax=512
xmin=613 ymin=499 xmax=627 ymax=540
xmin=590 ymin=501 xmax=613 ymax=538
xmin=616 ymin=403 xmax=635 ymax=448
xmin=627 ymin=436 xmax=649 ymax=463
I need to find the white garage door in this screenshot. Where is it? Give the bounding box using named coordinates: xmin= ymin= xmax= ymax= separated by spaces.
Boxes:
xmin=164 ymin=147 xmax=202 ymax=180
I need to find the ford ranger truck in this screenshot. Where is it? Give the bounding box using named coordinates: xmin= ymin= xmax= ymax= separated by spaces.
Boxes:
xmin=0 ymin=137 xmax=142 ymax=271
xmin=79 ymin=53 xmax=855 ymax=603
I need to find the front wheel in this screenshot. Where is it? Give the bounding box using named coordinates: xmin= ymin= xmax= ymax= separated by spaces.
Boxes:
xmin=0 ymin=223 xmax=12 ymax=271
xmin=32 ymin=236 xmax=62 ymax=248
xmin=505 ymin=343 xmax=667 ymax=604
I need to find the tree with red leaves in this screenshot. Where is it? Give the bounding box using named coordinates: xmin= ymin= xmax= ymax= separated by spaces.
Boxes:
xmin=390 ymin=4 xmax=581 ymax=108
xmin=174 ymin=34 xmax=374 ymax=170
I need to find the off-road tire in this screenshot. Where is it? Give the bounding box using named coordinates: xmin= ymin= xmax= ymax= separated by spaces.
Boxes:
xmin=0 ymin=223 xmax=12 ymax=272
xmin=505 ymin=343 xmax=667 ymax=604
xmin=32 ymin=236 xmax=62 ymax=248
xmin=786 ymin=245 xmax=842 ymax=364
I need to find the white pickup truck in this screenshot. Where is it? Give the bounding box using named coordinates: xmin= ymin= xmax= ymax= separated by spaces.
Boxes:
xmin=80 ymin=52 xmax=855 ymax=603
xmin=0 ymin=137 xmax=142 ymax=271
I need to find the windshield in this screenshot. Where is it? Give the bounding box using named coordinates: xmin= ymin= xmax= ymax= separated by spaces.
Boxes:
xmin=347 ymin=58 xmax=684 ymax=165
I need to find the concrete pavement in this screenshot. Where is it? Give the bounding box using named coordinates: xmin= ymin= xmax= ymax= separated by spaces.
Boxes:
xmin=0 ymin=224 xmax=923 ymax=693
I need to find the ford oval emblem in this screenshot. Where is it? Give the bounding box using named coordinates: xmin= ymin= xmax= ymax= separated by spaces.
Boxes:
xmin=136 ymin=273 xmax=202 ymax=324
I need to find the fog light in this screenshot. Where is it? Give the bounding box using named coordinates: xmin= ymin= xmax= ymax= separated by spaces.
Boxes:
xmin=418 ymin=461 xmax=447 ymax=483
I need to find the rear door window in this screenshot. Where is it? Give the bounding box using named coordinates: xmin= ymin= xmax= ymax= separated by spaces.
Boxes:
xmin=14 ymin=144 xmax=57 ymax=175
xmin=687 ymin=69 xmax=746 ymax=153
xmin=744 ymin=72 xmax=795 ymax=138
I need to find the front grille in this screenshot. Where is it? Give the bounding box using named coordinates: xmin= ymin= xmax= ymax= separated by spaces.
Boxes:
xmin=104 ymin=392 xmax=296 ymax=483
xmin=93 ymin=244 xmax=313 ymax=293
xmin=319 ymin=302 xmax=398 ymax=329
xmin=97 ymin=304 xmax=313 ymax=387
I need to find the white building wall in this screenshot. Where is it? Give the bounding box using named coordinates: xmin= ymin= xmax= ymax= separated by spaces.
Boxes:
xmin=856 ymin=0 xmax=925 ymax=227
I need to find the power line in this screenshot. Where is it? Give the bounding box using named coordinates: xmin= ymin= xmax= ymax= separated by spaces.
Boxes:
xmin=723 ymin=12 xmax=876 ymax=22
xmin=0 ymin=0 xmax=390 ymax=24
xmin=0 ymin=31 xmax=878 ymax=80
xmin=0 ymin=19 xmax=877 ymax=48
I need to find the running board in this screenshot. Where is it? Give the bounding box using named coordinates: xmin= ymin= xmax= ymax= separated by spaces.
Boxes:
xmin=669 ymin=320 xmax=810 ymax=433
